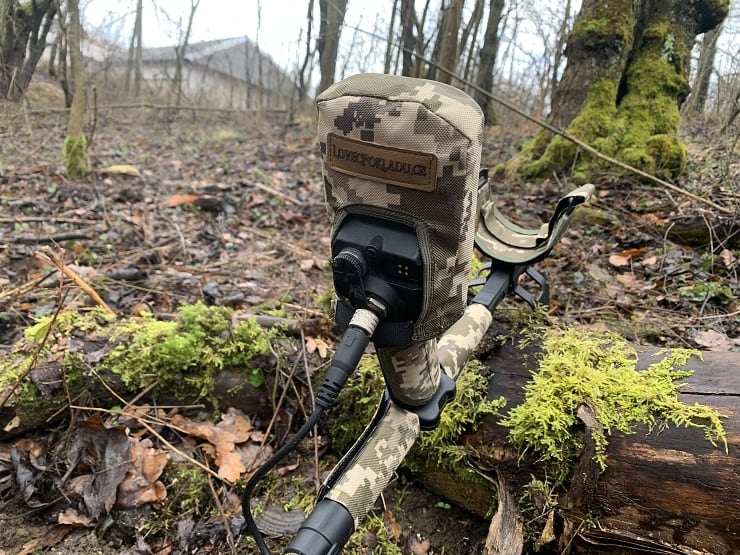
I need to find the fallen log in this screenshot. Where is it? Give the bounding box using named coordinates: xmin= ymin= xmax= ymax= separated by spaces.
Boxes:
xmin=0 ymin=307 xmax=326 ymax=440
xmin=1 ymin=310 xmax=738 ymax=553
xmin=419 ymin=339 xmax=740 ymax=554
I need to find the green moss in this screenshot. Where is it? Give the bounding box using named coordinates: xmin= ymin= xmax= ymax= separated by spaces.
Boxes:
xmin=63 ymin=134 xmax=88 ymax=178
xmin=509 ymin=2 xmax=701 ymax=181
xmin=1 ymin=303 xmax=271 ymax=410
xmin=327 ymin=356 xmax=385 ymax=452
xmin=328 ymin=356 xmax=504 ymax=470
xmin=501 ymin=328 xmax=727 ymax=480
xmin=105 ymin=302 xmax=271 ymax=400
xmin=415 ymin=360 xmax=505 ymax=467
xmin=344 ymin=513 xmax=403 ymax=554
xmin=569 ymin=0 xmax=636 ymax=51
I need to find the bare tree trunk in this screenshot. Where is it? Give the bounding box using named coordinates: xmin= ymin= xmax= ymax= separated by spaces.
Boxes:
xmin=398 ymin=0 xmax=416 ymax=77
xmin=383 ymin=0 xmax=398 ymax=74
xmin=46 ymin=13 xmax=71 ymax=108
xmin=125 ymin=0 xmax=143 ymax=100
xmin=297 ymin=0 xmax=315 ymax=102
xmin=475 ymin=0 xmax=505 ymax=122
xmin=0 ymin=0 xmax=57 ymax=101
xmin=548 ymin=0 xmax=571 ymax=114
xmin=413 ymin=0 xmax=431 ymax=77
xmin=686 ymin=24 xmax=721 ymax=115
xmin=255 ymin=0 xmax=264 ymax=119
xmin=63 ymin=0 xmax=87 ymax=178
xmin=173 ymin=0 xmax=200 ymax=107
xmin=437 ymin=0 xmax=463 ymax=84
xmin=461 ymin=0 xmax=485 ymax=84
xmin=721 ymin=88 xmax=739 ymax=133
xmin=317 ymin=0 xmax=348 ymax=94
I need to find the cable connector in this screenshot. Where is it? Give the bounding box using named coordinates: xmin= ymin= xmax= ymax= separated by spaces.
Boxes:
xmin=316 ymin=307 xmax=381 ymax=409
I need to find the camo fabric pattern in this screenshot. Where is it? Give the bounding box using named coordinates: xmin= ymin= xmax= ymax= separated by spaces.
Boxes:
xmin=317 ymin=73 xmax=484 ymax=340
xmin=476 ymin=183 xmax=595 ymax=264
xmin=438 ymin=303 xmax=493 ymax=380
xmin=376 ymin=339 xmax=440 ymax=406
xmin=326 ymin=402 xmax=420 ymax=526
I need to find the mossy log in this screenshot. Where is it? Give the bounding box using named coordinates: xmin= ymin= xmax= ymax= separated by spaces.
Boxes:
xmin=0 ymin=307 xmax=329 ymax=441
xmin=419 ymin=340 xmax=739 ymax=554
xmin=2 ymin=316 xmax=738 ymax=553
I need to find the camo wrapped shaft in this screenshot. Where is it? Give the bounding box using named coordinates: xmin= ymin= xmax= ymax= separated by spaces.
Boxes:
xmin=325 ymin=402 xmax=420 ymax=527
xmin=317 ymin=73 xmax=484 ymax=340
xmin=438 ymin=303 xmax=493 ymax=380
xmin=376 ymin=339 xmax=440 ymax=406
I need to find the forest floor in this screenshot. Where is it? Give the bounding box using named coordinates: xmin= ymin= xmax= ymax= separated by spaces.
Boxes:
xmin=0 ymin=84 xmax=738 ymax=554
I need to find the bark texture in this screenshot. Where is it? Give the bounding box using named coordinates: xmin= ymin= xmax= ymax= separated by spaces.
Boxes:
xmin=0 ymin=0 xmax=56 ymax=101
xmin=63 ymin=0 xmax=87 ymax=178
xmin=420 ymin=341 xmax=740 ymax=554
xmin=317 ymin=0 xmax=348 ymax=95
xmin=512 ymin=0 xmax=730 ymax=180
xmin=474 ymin=0 xmax=506 ymax=122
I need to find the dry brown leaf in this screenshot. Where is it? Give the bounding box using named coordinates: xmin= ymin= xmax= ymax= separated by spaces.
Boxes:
xmin=216 ymin=450 xmax=245 ymax=482
xmin=608 ymin=253 xmax=631 ymax=267
xmin=642 ymin=255 xmax=658 ymax=265
xmin=693 ymin=330 xmax=735 ymax=351
xmin=116 ymin=437 xmax=169 ymax=510
xmin=383 ymin=509 xmax=403 ymax=541
xmin=720 ymin=249 xmax=736 ymax=271
xmin=58 ymin=507 xmax=94 ymax=527
xmin=164 ymin=193 xmax=199 ymax=207
xmin=236 ymin=443 xmax=274 ymax=474
xmin=616 ymin=272 xmax=639 ymax=288
xmin=408 ymin=534 xmax=431 ymax=555
xmin=171 ymin=409 xmax=255 ymax=483
xmin=587 ymin=263 xmax=611 ymax=282
xmin=305 ymin=336 xmax=329 ymax=358
xmin=18 ymin=525 xmax=73 ymax=555
xmin=216 ymin=408 xmax=254 ymax=443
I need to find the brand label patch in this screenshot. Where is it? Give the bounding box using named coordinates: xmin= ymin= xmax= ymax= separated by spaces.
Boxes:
xmin=327 ymin=133 xmax=437 ymax=192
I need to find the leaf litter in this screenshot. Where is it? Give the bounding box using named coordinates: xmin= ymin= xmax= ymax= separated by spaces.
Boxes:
xmin=0 ymin=105 xmax=737 ymax=553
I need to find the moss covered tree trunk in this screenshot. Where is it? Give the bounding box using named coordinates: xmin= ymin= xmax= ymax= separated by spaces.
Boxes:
xmin=63 ymin=0 xmax=87 ymax=178
xmin=0 ymin=0 xmax=56 ymax=101
xmin=511 ymin=0 xmax=729 ymax=180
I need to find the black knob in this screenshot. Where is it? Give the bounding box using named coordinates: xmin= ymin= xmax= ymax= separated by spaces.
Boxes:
xmin=332 ymin=247 xmax=367 ymax=283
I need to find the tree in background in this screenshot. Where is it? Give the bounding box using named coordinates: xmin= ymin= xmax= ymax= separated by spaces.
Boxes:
xmin=509 ymin=0 xmax=730 ymax=180
xmin=63 ymin=0 xmax=87 ymax=178
xmin=435 ymin=0 xmax=463 ymax=84
xmin=0 ymin=0 xmax=56 ymax=100
xmin=172 ymin=0 xmax=200 ymax=107
xmin=317 ymin=0 xmax=348 ymax=95
xmin=297 ymin=0 xmax=315 ymax=102
xmin=474 ymin=0 xmax=505 ymax=122
xmin=398 ymin=0 xmax=416 ymax=77
xmin=684 ymin=23 xmax=722 ymax=115
xmin=124 ymin=0 xmax=143 ymax=100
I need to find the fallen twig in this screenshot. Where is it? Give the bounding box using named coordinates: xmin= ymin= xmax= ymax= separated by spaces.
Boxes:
xmin=36 ymin=246 xmax=117 ymax=318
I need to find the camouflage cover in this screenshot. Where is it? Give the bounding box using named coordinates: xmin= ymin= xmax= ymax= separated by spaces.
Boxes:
xmin=376 ymin=339 xmax=440 ymax=406
xmin=438 ymin=303 xmax=493 ymax=380
xmin=317 ymin=73 xmax=484 ymax=340
xmin=325 ymin=401 xmax=420 ymax=526
xmin=475 ymin=182 xmax=595 ymax=264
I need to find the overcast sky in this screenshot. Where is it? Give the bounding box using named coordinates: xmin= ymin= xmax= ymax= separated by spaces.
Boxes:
xmin=82 ymin=0 xmax=395 ymax=73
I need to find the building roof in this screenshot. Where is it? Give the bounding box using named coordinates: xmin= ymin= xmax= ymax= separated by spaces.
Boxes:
xmin=133 ymin=36 xmax=296 ymax=97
